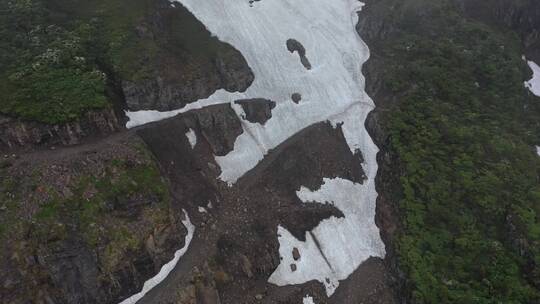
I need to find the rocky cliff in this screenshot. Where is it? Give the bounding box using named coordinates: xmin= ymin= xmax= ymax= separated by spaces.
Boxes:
xmin=120 ymin=0 xmax=254 ymax=112
xmin=0 ymin=109 xmax=120 ymax=153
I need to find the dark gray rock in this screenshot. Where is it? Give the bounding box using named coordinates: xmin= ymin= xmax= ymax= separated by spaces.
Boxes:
xmin=292 ymin=247 xmax=301 ymax=261
xmin=290 ymin=263 xmax=297 ymax=272
xmin=136 ymin=104 xmax=242 ymax=211
xmin=189 ymin=105 xmax=244 ymax=156
xmin=37 ymin=238 xmax=102 ymax=304
xmin=123 ymin=51 xmax=254 ymax=112
xmin=286 ymin=39 xmax=312 ymax=70
xmin=122 ymin=1 xmax=254 ymax=112
xmin=234 ymin=99 xmax=276 ymax=125
xmin=291 ymin=93 xmax=302 ymax=104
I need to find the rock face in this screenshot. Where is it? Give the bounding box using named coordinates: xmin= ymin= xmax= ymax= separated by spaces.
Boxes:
xmin=122 ymin=50 xmax=254 ymax=111
xmin=186 ymin=104 xmax=244 ymax=156
xmin=234 ymin=99 xmax=276 ymax=125
xmin=0 ymin=109 xmax=120 ymax=153
xmin=122 ymin=1 xmax=254 ymax=111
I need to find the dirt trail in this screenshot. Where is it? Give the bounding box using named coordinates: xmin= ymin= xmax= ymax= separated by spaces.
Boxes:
xmin=5 ymin=130 xmax=137 ymax=166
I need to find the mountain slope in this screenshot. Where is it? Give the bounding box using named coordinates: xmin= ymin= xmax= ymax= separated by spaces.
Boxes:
xmin=360 ymin=0 xmax=540 ymax=302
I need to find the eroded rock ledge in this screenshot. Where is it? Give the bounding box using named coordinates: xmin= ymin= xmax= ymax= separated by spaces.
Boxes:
xmin=234 ymin=98 xmax=276 ymax=125
xmin=0 ymin=109 xmax=120 ymax=153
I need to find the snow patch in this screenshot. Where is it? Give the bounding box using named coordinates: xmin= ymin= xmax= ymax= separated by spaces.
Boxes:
xmin=525 ymin=60 xmax=540 ymax=97
xmin=118 ymin=210 xmax=195 ymax=304
xmin=198 ymin=206 xmax=207 ymax=213
xmin=303 ymin=295 xmax=315 ymax=304
xmin=536 ymin=146 xmax=540 ymax=157
xmin=268 ymin=178 xmax=385 ymax=296
xmin=185 ymin=128 xmax=197 ymax=148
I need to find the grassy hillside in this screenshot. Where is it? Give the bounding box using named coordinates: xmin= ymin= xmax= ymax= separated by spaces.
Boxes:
xmin=0 ymin=0 xmax=109 ymax=124
xmin=0 ymin=0 xmax=232 ymax=124
xmin=364 ymin=0 xmax=540 ymax=302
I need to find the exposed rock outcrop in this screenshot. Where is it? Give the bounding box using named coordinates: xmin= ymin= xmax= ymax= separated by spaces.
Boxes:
xmin=122 ymin=1 xmax=254 ymax=112
xmin=0 ymin=109 xmax=120 ymax=153
xmin=234 ymin=98 xmax=276 ymax=125
xmin=286 ymin=39 xmax=312 ymax=70
xmin=291 ymin=93 xmax=302 ymax=104
xmin=457 ymin=0 xmax=540 ymax=62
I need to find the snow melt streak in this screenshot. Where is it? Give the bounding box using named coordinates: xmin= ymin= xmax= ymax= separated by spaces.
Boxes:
xmin=129 ymin=0 xmax=386 ymax=296
xmin=119 ymin=211 xmax=195 ymax=304
xmin=525 ymin=60 xmax=540 ymax=97
xmin=185 ymin=128 xmax=197 ymax=149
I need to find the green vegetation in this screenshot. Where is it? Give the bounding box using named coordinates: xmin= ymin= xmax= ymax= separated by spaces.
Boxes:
xmin=0 ymin=0 xmax=230 ymax=124
xmin=373 ymin=0 xmax=540 ymax=302
xmin=33 ymin=158 xmax=169 ymax=247
xmin=0 ymin=0 xmax=108 ymax=123
xmin=0 ymin=149 xmax=171 ymax=274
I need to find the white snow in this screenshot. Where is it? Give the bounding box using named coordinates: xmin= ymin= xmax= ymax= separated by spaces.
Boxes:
xmin=198 ymin=206 xmax=207 ymax=213
xmin=525 ymin=60 xmax=540 ymax=97
xmin=303 ymin=295 xmax=315 ymax=304
xmin=118 ymin=210 xmax=195 ymax=304
xmin=268 ymin=178 xmax=385 ymax=295
xmin=128 ymin=0 xmax=375 ymax=185
xmin=185 ymin=128 xmax=197 ymax=149
xmin=127 ymin=0 xmax=385 ymax=296
xmin=536 ymin=146 xmax=540 ymax=156
xmin=125 ymin=89 xmax=236 ymax=128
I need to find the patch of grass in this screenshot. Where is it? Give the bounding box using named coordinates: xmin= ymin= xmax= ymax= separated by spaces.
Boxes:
xmin=17 ymin=150 xmax=171 ymax=253
xmin=102 ymin=226 xmax=141 ymax=273
xmin=0 ymin=0 xmax=110 ymax=124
